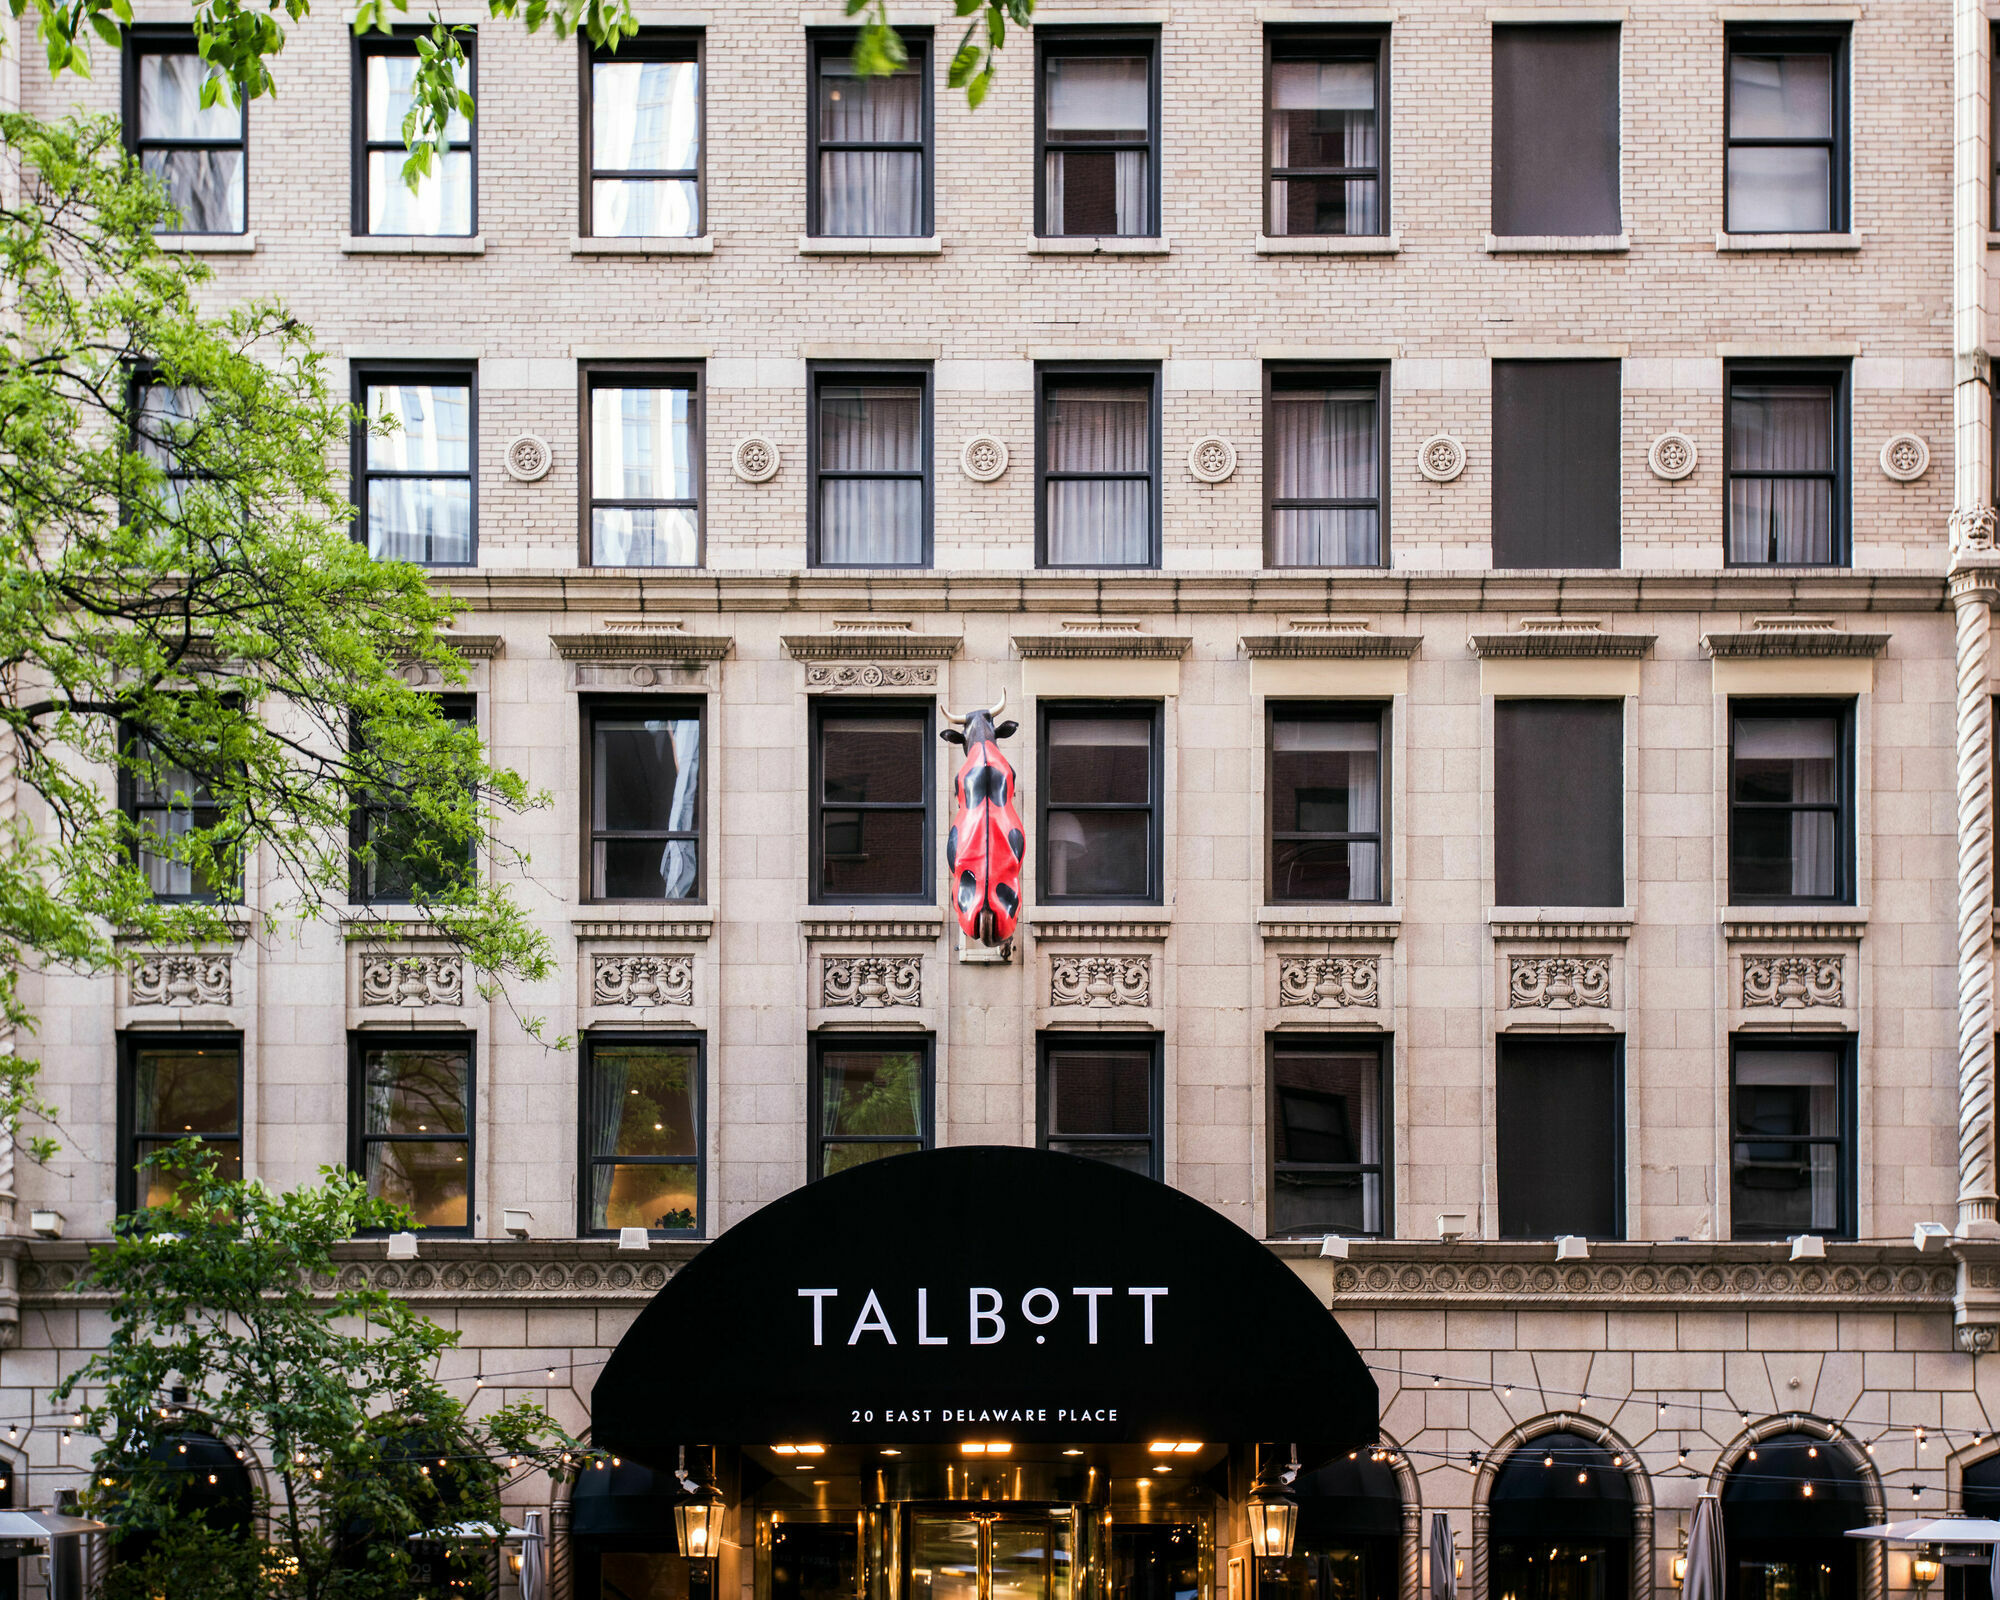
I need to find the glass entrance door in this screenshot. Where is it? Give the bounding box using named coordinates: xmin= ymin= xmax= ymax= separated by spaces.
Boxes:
xmin=909 ymin=1512 xmax=1075 ymax=1600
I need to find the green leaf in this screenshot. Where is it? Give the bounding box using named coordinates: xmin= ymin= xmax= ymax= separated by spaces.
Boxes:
xmin=966 ymin=65 xmax=991 ymax=106
xmin=948 ymin=39 xmax=980 ymax=84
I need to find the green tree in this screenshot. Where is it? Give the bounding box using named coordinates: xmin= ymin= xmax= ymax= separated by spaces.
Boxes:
xmin=56 ymin=1145 xmax=580 ymax=1600
xmin=0 ymin=111 xmax=555 ymax=1158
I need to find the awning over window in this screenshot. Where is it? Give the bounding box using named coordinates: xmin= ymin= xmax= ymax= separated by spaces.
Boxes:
xmin=1722 ymin=1432 xmax=1871 ymax=1541
xmin=592 ymin=1145 xmax=1378 ymax=1464
xmin=1490 ymin=1432 xmax=1634 ymax=1542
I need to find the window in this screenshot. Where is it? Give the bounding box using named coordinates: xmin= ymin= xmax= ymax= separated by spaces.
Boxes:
xmin=132 ymin=377 xmax=209 ymax=517
xmin=587 ymin=703 xmax=703 ymax=901
xmin=1038 ymin=1037 xmax=1160 ymax=1178
xmin=123 ymin=30 xmax=246 ymax=234
xmin=1725 ymin=29 xmax=1847 ymax=234
xmin=1268 ymin=705 xmax=1385 ymax=903
xmin=1493 ymin=700 xmax=1623 ymax=907
xmin=1265 ymin=31 xmax=1385 ymax=238
xmin=1490 ymin=25 xmax=1620 ymax=237
xmin=810 ymin=1036 xmax=932 ymax=1179
xmin=1491 ymin=359 xmax=1621 ymax=569
xmin=353 ymin=367 xmax=476 ymax=566
xmin=352 ymin=695 xmax=477 ymax=904
xmin=1496 ymin=1036 xmax=1623 ymax=1239
xmin=1037 ymin=366 xmax=1159 ymax=568
xmin=1266 ymin=366 xmax=1385 ymax=567
xmin=580 ymin=1035 xmax=701 ymax=1235
xmin=582 ymin=367 xmax=701 ymax=568
xmin=1268 ymin=1037 xmax=1389 ymax=1238
xmin=354 ymin=32 xmax=474 ymax=236
xmin=1720 ymin=1433 xmax=1867 ymax=1600
xmin=811 ymin=703 xmax=933 ymax=902
xmin=349 ymin=1034 xmax=472 ymax=1231
xmin=121 ymin=725 xmax=238 ymax=903
xmin=1489 ymin=1433 xmax=1633 ymax=1600
xmin=1037 ymin=32 xmax=1158 ymax=238
xmin=810 ymin=366 xmax=931 ymax=567
xmin=118 ymin=1035 xmax=242 ymax=1213
xmin=811 ymin=32 xmax=930 ymax=237
xmin=584 ymin=33 xmax=701 ymax=238
xmin=1726 ymin=364 xmax=1847 ymax=567
xmin=1730 ymin=1038 xmax=1854 ymax=1239
xmin=1039 ymin=705 xmax=1160 ymax=903
xmin=1728 ymin=701 xmax=1852 ymax=904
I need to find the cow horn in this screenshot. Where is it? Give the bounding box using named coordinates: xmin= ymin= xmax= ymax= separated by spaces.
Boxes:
xmin=942 ymin=707 xmax=968 ymax=729
xmin=984 ymin=689 xmax=1007 ymax=721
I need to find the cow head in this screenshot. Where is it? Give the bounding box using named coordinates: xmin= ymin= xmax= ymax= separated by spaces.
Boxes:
xmin=940 ymin=693 xmax=1019 ymax=749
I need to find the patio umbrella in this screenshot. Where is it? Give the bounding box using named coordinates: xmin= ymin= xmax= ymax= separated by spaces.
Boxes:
xmin=1429 ymin=1511 xmax=1456 ymax=1600
xmin=519 ymin=1509 xmax=545 ymax=1600
xmin=1685 ymin=1494 xmax=1725 ymax=1600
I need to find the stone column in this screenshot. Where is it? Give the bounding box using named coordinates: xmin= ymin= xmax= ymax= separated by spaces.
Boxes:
xmin=1953 ymin=567 xmax=1998 ymax=1236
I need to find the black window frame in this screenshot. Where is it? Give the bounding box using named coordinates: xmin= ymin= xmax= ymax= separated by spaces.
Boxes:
xmin=808 ymin=361 xmax=934 ymax=569
xmin=577 ymin=1031 xmax=705 ymax=1238
xmin=1723 ymin=359 xmax=1850 ymax=569
xmin=352 ymin=27 xmax=478 ymax=238
xmin=1034 ymin=27 xmax=1161 ymax=240
xmin=580 ymin=29 xmax=704 ymax=239
xmin=1036 ymin=1033 xmax=1164 ymax=1181
xmin=809 ymin=698 xmax=936 ymax=906
xmin=348 ymin=692 xmax=478 ymax=906
xmin=121 ymin=25 xmax=250 ymax=236
xmin=1726 ymin=697 xmax=1856 ymax=907
xmin=583 ymin=697 xmax=707 ymax=905
xmin=346 ymin=1031 xmax=475 ymax=1237
xmin=1262 ymin=26 xmax=1390 ymax=239
xmin=808 ymin=1033 xmax=935 ymax=1181
xmin=117 ymin=713 xmax=243 ymax=906
xmin=1263 ymin=361 xmax=1390 ymax=570
xmin=1724 ymin=25 xmax=1849 ymax=235
xmin=578 ymin=361 xmax=705 ymax=570
xmin=1037 ymin=700 xmax=1164 ymax=907
xmin=1265 ymin=700 xmax=1390 ymax=905
xmin=350 ymin=360 xmax=479 ymax=568
xmin=1034 ymin=361 xmax=1162 ymax=570
xmin=807 ymin=28 xmax=933 ymax=239
xmin=1728 ymin=1034 xmax=1857 ymax=1241
xmin=1266 ymin=1033 xmax=1393 ymax=1240
xmin=1495 ymin=1033 xmax=1626 ymax=1241
xmin=116 ymin=1032 xmax=244 ymax=1216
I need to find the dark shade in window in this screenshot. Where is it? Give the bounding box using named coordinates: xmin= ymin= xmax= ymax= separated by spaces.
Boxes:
xmin=1269 ymin=1037 xmax=1389 ymax=1238
xmin=1496 ymin=1035 xmax=1622 ymax=1240
xmin=1037 ymin=367 xmax=1159 ymax=568
xmin=117 ymin=1035 xmax=242 ymax=1213
xmin=583 ymin=33 xmax=701 ymax=238
xmin=1490 ymin=25 xmax=1620 ymax=237
xmin=120 ymin=725 xmax=239 ymax=904
xmin=352 ymin=694 xmax=477 ymax=905
xmin=1491 ymin=360 xmax=1621 ymax=569
xmin=583 ymin=367 xmax=701 ymax=568
xmin=352 ymin=365 xmax=476 ymax=566
xmin=1039 ymin=704 xmax=1161 ymax=903
xmin=1037 ymin=32 xmax=1158 ymax=238
xmin=811 ymin=703 xmax=932 ymax=903
xmin=1731 ymin=1039 xmax=1855 ymax=1241
xmin=1728 ymin=701 xmax=1851 ymax=904
xmin=1720 ymin=1431 xmax=1868 ymax=1600
xmin=1725 ymin=29 xmax=1847 ymax=234
xmin=811 ymin=32 xmax=931 ymax=237
xmin=1489 ymin=1432 xmax=1633 ymax=1600
xmin=810 ymin=366 xmax=931 ymax=567
xmin=572 ymin=1460 xmax=703 ymax=1597
xmin=1038 ymin=1036 xmax=1160 ymax=1178
xmin=1266 ymin=366 xmax=1386 ymax=568
xmin=1264 ymin=30 xmax=1386 ymax=238
xmin=1268 ymin=705 xmax=1386 ymax=903
xmin=1726 ymin=364 xmax=1846 ymax=567
xmin=349 ymin=1034 xmax=472 ymax=1232
xmin=810 ymin=1036 xmax=932 ymax=1179
xmin=587 ymin=702 xmax=703 ymax=902
xmin=580 ymin=1035 xmax=701 ymax=1235
xmin=353 ymin=32 xmax=475 ymax=236
xmin=1494 ymin=700 xmax=1623 ymax=907
xmin=122 ymin=30 xmax=246 ymax=234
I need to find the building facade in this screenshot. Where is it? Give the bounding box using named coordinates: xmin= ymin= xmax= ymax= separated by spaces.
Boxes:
xmin=7 ymin=0 xmax=2000 ymax=1596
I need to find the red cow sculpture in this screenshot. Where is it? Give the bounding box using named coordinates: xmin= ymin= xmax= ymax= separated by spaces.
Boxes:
xmin=942 ymin=691 xmax=1024 ymax=946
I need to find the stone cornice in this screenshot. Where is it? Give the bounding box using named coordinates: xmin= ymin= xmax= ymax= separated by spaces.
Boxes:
xmin=1012 ymin=632 xmax=1193 ymax=660
xmin=1240 ymin=632 xmax=1425 ymax=659
xmin=1259 ymin=908 xmax=1402 ymax=942
xmin=1700 ymin=622 xmax=1893 ymax=658
xmin=1029 ymin=914 xmax=1172 ymax=940
xmin=572 ymin=915 xmax=714 ymax=942
xmin=1489 ymin=910 xmax=1634 ymax=941
xmin=432 ymin=633 xmax=505 ymax=659
xmin=549 ymin=630 xmax=733 ymax=662
xmin=1468 ymin=618 xmax=1657 ymax=658
xmin=782 ymin=633 xmax=964 ymax=661
xmin=802 ymin=915 xmax=945 ymax=940
xmin=1721 ymin=907 xmax=1868 ymax=941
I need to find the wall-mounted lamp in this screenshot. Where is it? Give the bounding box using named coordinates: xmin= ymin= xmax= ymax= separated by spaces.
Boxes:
xmin=1672 ymin=1523 xmax=1688 ymax=1586
xmin=1911 ymin=1551 xmax=1942 ymax=1589
xmin=28 ymin=1211 xmax=62 ymax=1240
xmin=674 ymin=1446 xmax=724 ymax=1561
xmin=1246 ymin=1445 xmax=1301 ymax=1560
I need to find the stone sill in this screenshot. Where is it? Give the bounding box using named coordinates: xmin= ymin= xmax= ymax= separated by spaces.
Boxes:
xmin=802 ymin=913 xmax=945 ymax=941
xmin=1484 ymin=233 xmax=1630 ymax=254
xmin=342 ymin=234 xmax=485 ymax=255
xmin=157 ymin=232 xmax=256 ymax=254
xmin=572 ymin=912 xmax=714 ymax=941
xmin=1026 ymin=236 xmax=1172 ymax=256
xmin=1488 ymin=908 xmax=1634 ymax=940
xmin=798 ymin=235 xmax=942 ymax=256
xmin=1028 ymin=911 xmax=1171 ymax=940
xmin=1259 ymin=906 xmax=1401 ymax=941
xmin=1721 ymin=906 xmax=1867 ymax=941
xmin=1255 ymin=233 xmax=1400 ymax=255
xmin=572 ymin=234 xmax=713 ymax=255
xmin=1717 ymin=231 xmax=1862 ymax=253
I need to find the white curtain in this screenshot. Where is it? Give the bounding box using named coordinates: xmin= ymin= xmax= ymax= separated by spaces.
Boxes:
xmin=1728 ymin=383 xmax=1834 ymax=563
xmin=818 ymin=385 xmax=923 ymax=564
xmin=1267 ymin=59 xmax=1377 ymax=235
xmin=1269 ymin=388 xmax=1379 ymax=565
xmin=587 ymin=1048 xmax=631 ymax=1228
xmin=819 ymin=57 xmax=923 ymax=236
xmin=1737 ymin=1051 xmax=1839 ymax=1231
xmin=1044 ymin=56 xmax=1151 ymax=236
xmin=1735 ymin=716 xmax=1836 ymax=895
xmin=1046 ymin=385 xmax=1150 ymax=565
xmin=660 ymin=718 xmax=700 ymax=898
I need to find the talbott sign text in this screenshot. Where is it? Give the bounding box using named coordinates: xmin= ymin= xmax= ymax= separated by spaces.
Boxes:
xmin=798 ymin=1287 xmax=1169 ymax=1348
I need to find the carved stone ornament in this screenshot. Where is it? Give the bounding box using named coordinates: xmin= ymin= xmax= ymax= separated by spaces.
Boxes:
xmin=1879 ymin=433 xmax=1930 ymax=483
xmin=1952 ymin=505 xmax=1999 ymax=554
xmin=1049 ymin=955 xmax=1151 ymax=1008
xmin=1277 ymin=955 xmax=1380 ymax=1009
xmin=804 ymin=663 xmax=939 ymax=690
xmin=593 ymin=954 xmax=695 ymax=1008
xmin=1415 ymin=434 xmax=1466 ymax=483
xmin=960 ymin=435 xmax=1009 ymax=482
xmin=129 ymin=952 xmax=232 ymax=1007
xmin=503 ymin=434 xmax=554 ymax=482
xmin=359 ymin=954 xmax=465 ymax=1008
xmin=1647 ymin=432 xmax=1698 ymax=481
xmin=1508 ymin=955 xmax=1612 ymax=1010
xmin=1186 ymin=436 xmax=1237 ymax=483
xmin=1742 ymin=953 xmax=1845 ymax=1009
xmin=1957 ymin=1324 xmax=2000 ymax=1355
xmin=731 ymin=435 xmax=781 ymax=482
xmin=822 ymin=955 xmax=922 ymax=1008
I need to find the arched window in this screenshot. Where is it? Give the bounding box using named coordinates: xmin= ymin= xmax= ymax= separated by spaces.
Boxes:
xmin=1941 ymin=1455 xmax=2000 ymax=1600
xmin=112 ymin=1431 xmax=254 ymax=1566
xmin=1489 ymin=1432 xmax=1632 ymax=1600
xmin=572 ymin=1457 xmax=698 ymax=1600
xmin=1720 ymin=1432 xmax=1868 ymax=1600
xmin=1258 ymin=1450 xmax=1404 ymax=1600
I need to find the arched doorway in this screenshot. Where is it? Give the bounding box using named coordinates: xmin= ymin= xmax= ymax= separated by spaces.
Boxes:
xmin=1255 ymin=1444 xmax=1419 ymax=1600
xmin=1717 ymin=1428 xmax=1876 ymax=1600
xmin=1485 ymin=1432 xmax=1634 ymax=1600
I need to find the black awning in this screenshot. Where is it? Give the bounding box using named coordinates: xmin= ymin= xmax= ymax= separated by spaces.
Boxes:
xmin=1489 ymin=1433 xmax=1634 ymax=1542
xmin=592 ymin=1144 xmax=1377 ymax=1463
xmin=1722 ymin=1432 xmax=1872 ymax=1541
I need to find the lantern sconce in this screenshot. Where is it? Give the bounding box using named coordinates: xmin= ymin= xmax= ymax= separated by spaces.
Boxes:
xmin=1910 ymin=1550 xmax=1942 ymax=1589
xmin=674 ymin=1445 xmax=725 ymax=1563
xmin=1672 ymin=1524 xmax=1688 ymax=1587
xmin=1246 ymin=1444 xmax=1301 ymax=1561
